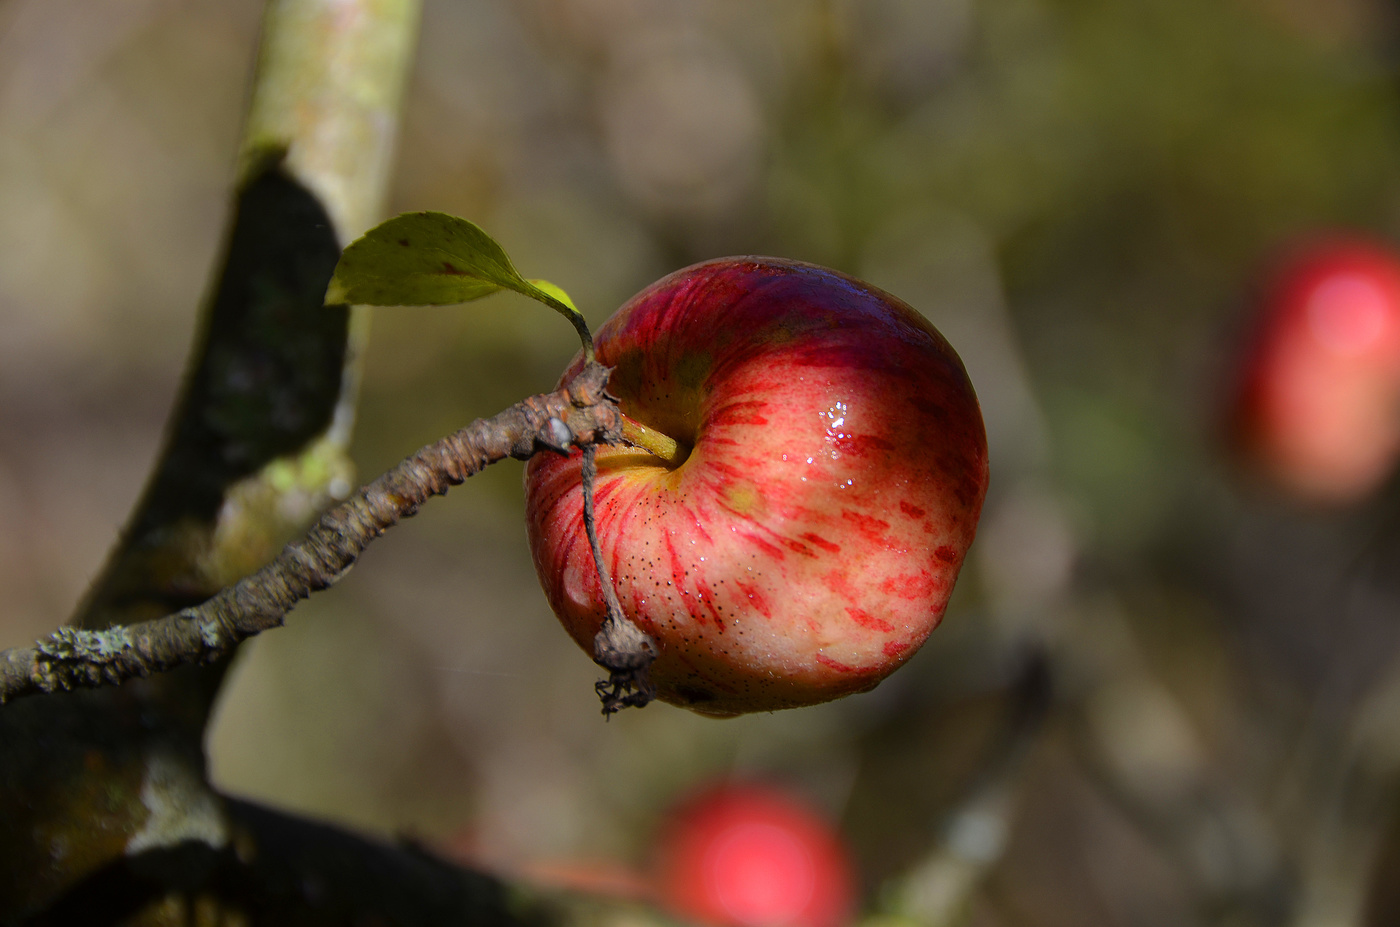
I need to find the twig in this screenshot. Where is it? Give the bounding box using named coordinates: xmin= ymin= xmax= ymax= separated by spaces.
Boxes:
xmin=0 ymin=363 xmax=622 ymax=706
xmin=581 ymin=444 xmax=657 ymax=716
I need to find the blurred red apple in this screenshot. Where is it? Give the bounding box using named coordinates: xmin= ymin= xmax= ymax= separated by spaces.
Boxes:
xmin=1230 ymin=236 xmax=1400 ymax=502
xmin=652 ymin=782 xmax=855 ymax=927
xmin=525 ymin=257 xmax=988 ymax=716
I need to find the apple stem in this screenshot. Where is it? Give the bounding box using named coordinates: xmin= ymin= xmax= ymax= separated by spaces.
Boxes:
xmin=579 ymin=444 xmax=657 ymax=715
xmin=621 ymin=417 xmax=687 ymax=467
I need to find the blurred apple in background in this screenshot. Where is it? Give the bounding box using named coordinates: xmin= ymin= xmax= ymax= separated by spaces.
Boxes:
xmin=1229 ymin=236 xmax=1400 ymax=502
xmin=443 ymin=781 xmax=856 ymax=927
xmin=652 ymin=782 xmax=856 ymax=927
xmin=525 ymin=257 xmax=988 ymax=716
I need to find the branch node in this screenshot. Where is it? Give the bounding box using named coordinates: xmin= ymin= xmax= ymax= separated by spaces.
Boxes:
xmin=565 ymin=361 xmax=614 ymax=409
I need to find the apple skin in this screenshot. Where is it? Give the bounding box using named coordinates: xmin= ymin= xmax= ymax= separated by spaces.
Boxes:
xmin=1230 ymin=237 xmax=1400 ymax=503
xmin=525 ymin=257 xmax=988 ymax=716
xmin=651 ymin=782 xmax=856 ymax=927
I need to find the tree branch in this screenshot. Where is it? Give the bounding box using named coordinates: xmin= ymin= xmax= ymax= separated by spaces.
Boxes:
xmin=0 ymin=363 xmax=622 ymax=706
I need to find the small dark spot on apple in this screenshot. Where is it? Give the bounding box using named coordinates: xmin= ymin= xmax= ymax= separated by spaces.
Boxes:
xmin=675 ymin=685 xmax=717 ymax=704
xmin=398 ymin=238 xmax=410 ymax=247
xmin=934 ymin=545 xmax=957 ymax=563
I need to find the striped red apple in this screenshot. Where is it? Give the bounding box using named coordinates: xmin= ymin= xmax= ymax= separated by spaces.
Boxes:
xmin=525 ymin=257 xmax=988 ymax=716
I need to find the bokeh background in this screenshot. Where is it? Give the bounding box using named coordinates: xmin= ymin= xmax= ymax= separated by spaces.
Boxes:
xmin=6 ymin=0 xmax=1400 ymax=924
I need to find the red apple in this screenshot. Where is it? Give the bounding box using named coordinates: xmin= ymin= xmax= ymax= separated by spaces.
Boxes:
xmin=1230 ymin=236 xmax=1400 ymax=502
xmin=525 ymin=257 xmax=988 ymax=716
xmin=652 ymin=782 xmax=856 ymax=927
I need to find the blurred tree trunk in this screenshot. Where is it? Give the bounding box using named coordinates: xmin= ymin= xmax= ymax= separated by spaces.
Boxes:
xmin=0 ymin=1 xmax=545 ymax=922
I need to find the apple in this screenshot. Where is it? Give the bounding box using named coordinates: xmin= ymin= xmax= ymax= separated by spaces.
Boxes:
xmin=1229 ymin=236 xmax=1400 ymax=502
xmin=651 ymin=782 xmax=856 ymax=927
xmin=525 ymin=256 xmax=988 ymax=716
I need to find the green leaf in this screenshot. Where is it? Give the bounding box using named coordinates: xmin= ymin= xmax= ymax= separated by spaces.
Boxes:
xmin=325 ymin=212 xmax=521 ymax=306
xmin=525 ymin=278 xmax=579 ymax=313
xmin=325 ymin=211 xmax=594 ymax=357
